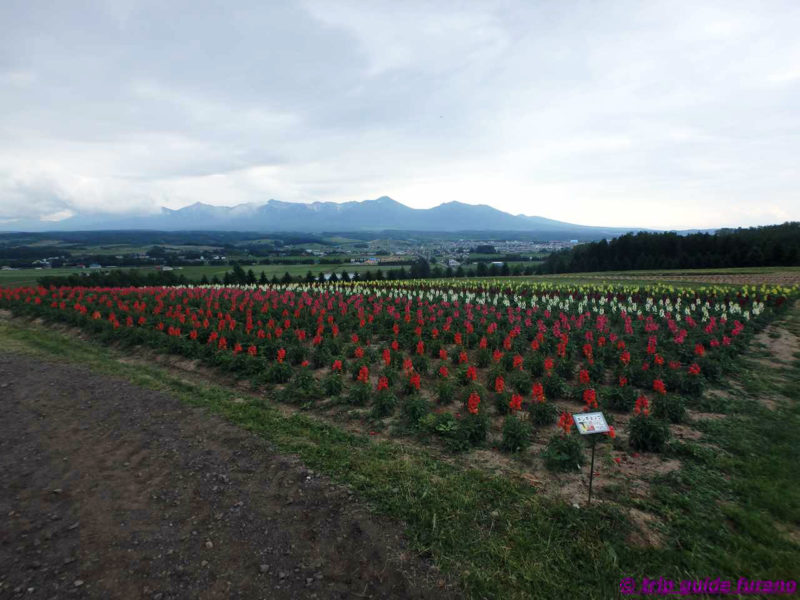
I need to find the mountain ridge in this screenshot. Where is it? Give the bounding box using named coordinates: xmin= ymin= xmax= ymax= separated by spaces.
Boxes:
xmin=1 ymin=196 xmax=650 ymax=238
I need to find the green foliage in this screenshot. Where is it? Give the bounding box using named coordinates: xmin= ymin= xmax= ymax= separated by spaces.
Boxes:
xmin=527 ymin=353 xmax=544 ymax=377
xmin=537 ymin=222 xmax=800 ymax=274
xmin=652 ymin=394 xmax=686 ymax=424
xmin=265 ymin=361 xmax=292 ymax=384
xmin=528 ymin=400 xmax=558 ymax=426
xmin=411 ymin=354 xmax=429 ymax=375
xmin=323 ymin=372 xmax=343 ymax=396
xmin=348 ymin=381 xmax=371 ymax=406
xmin=500 ymin=414 xmax=532 ymax=453
xmin=679 ymin=374 xmax=705 ymax=398
xmin=542 ymin=373 xmax=566 ymax=400
xmin=494 ymin=391 xmax=511 ymax=415
xmin=628 ymin=414 xmax=670 ymax=452
xmin=402 ymin=393 xmax=430 ymax=427
xmin=436 ymin=379 xmax=455 ymax=404
xmin=602 ymin=385 xmax=636 ymax=412
xmin=311 ymin=345 xmax=332 ymax=369
xmin=371 ymin=389 xmax=397 ymax=418
xmin=542 ymin=434 xmax=584 ymax=471
xmin=507 ymin=370 xmax=531 ymax=394
xmin=455 ymin=411 xmax=489 ymax=448
xmin=555 ymin=358 xmax=574 ymax=380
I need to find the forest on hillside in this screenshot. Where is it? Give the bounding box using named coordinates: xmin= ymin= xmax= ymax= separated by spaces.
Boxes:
xmin=537 ymin=222 xmax=800 ymax=274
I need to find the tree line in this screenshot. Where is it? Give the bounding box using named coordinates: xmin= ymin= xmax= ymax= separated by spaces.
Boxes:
xmin=537 ymin=222 xmax=800 ymax=274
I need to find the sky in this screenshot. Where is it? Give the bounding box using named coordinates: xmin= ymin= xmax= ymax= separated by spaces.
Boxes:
xmin=1 ymin=0 xmax=799 ymax=230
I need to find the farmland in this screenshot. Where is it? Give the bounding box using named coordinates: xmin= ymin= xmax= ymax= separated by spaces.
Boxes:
xmin=1 ymin=276 xmax=799 ymax=598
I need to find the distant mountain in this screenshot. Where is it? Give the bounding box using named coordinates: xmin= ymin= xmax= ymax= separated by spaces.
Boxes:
xmin=0 ymin=196 xmax=647 ymax=239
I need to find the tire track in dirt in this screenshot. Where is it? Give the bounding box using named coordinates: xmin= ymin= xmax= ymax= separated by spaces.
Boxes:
xmin=0 ymin=353 xmax=452 ymax=599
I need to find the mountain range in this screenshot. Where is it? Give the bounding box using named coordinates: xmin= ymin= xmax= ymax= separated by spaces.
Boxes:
xmin=3 ymin=197 xmax=649 ymax=239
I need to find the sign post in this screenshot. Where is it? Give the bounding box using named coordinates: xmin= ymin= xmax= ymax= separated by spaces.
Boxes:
xmin=572 ymin=411 xmax=610 ymax=505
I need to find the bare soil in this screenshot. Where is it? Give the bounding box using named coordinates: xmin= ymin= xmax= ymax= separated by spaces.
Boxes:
xmin=0 ymin=353 xmax=452 ymax=600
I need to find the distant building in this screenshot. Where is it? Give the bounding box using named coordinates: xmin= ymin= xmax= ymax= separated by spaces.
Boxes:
xmin=89 ymin=263 xmax=102 ymax=269
xmin=490 ymin=261 xmax=504 ymax=268
xmin=447 ymin=259 xmax=460 ymax=267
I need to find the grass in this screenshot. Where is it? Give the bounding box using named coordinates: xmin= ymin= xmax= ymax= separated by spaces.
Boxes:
xmin=1 ymin=305 xmax=799 ymax=598
xmin=0 ymin=263 xmax=383 ymax=287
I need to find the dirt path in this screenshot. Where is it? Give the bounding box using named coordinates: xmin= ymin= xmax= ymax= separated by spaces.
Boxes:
xmin=0 ymin=353 xmax=451 ymax=599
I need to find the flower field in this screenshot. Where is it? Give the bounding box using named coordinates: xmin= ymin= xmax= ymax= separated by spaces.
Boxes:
xmin=3 ymin=279 xmax=797 ymax=467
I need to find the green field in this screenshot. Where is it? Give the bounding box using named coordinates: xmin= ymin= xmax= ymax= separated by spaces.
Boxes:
xmin=0 ymin=262 xmax=386 ymax=287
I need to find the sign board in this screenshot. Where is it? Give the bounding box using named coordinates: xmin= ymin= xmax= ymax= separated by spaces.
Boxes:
xmin=573 ymin=411 xmax=610 ymax=435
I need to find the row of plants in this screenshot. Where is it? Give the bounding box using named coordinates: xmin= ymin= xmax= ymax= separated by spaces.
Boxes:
xmin=1 ymin=281 xmax=795 ymax=468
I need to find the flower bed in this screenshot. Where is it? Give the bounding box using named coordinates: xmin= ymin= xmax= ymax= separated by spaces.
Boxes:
xmin=3 ymin=280 xmax=796 ymax=462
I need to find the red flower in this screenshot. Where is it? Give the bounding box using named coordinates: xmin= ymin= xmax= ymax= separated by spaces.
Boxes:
xmin=408 ymin=372 xmax=421 ymax=391
xmin=582 ymin=388 xmax=598 ymax=410
xmin=276 ymin=348 xmax=286 ymax=363
xmin=467 ymin=392 xmax=481 ymax=415
xmin=579 ymin=369 xmax=590 ymax=385
xmin=694 ymin=343 xmax=705 ymax=357
xmin=494 ymin=376 xmax=505 ymax=393
xmin=466 ymin=366 xmax=477 ymax=381
xmin=508 ymin=394 xmax=523 ymax=412
xmin=513 ymin=354 xmax=524 ymax=370
xmin=439 ymin=348 xmax=448 ymax=360
xmin=416 ymin=340 xmax=425 ymax=355
xmin=620 ymin=351 xmax=631 ymax=366
xmin=634 ymin=395 xmax=650 ymax=416
xmin=544 ymin=357 xmax=554 ymax=371
xmin=652 ymin=379 xmax=666 ymax=395
xmin=301 ymin=360 xmax=309 ymax=367
xmin=382 ymin=348 xmax=392 ymax=366
xmin=618 ymin=375 xmax=628 ymax=387
xmin=357 ymin=365 xmax=370 ymax=384
xmin=438 ymin=365 xmax=449 ymax=378
xmin=558 ymin=411 xmax=574 ymax=436
xmin=688 ymin=362 xmax=701 ymax=376
xmin=608 ymin=425 xmax=616 ymax=439
xmin=492 ymin=349 xmax=503 ymax=363
xmin=458 ymin=351 xmax=468 ymax=364
xmin=332 ymin=359 xmax=343 ymax=372
xmin=377 ymin=376 xmax=389 ymax=391
xmin=531 ymin=382 xmax=545 ymax=403
xmin=354 ymin=346 xmax=364 ymax=359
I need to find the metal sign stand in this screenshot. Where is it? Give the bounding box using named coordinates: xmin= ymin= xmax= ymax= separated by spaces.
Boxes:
xmin=588 ymin=435 xmax=597 ymax=504
xmin=572 ymin=411 xmax=610 ymax=506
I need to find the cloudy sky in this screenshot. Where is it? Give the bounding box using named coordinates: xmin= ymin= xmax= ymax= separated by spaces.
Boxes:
xmin=1 ymin=0 xmax=799 ymax=229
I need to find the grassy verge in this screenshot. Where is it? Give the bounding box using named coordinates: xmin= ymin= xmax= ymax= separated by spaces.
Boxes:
xmin=1 ymin=312 xmax=799 ymax=598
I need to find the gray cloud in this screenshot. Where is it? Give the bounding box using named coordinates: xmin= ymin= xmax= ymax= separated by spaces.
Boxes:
xmin=1 ymin=0 xmax=799 ymax=229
